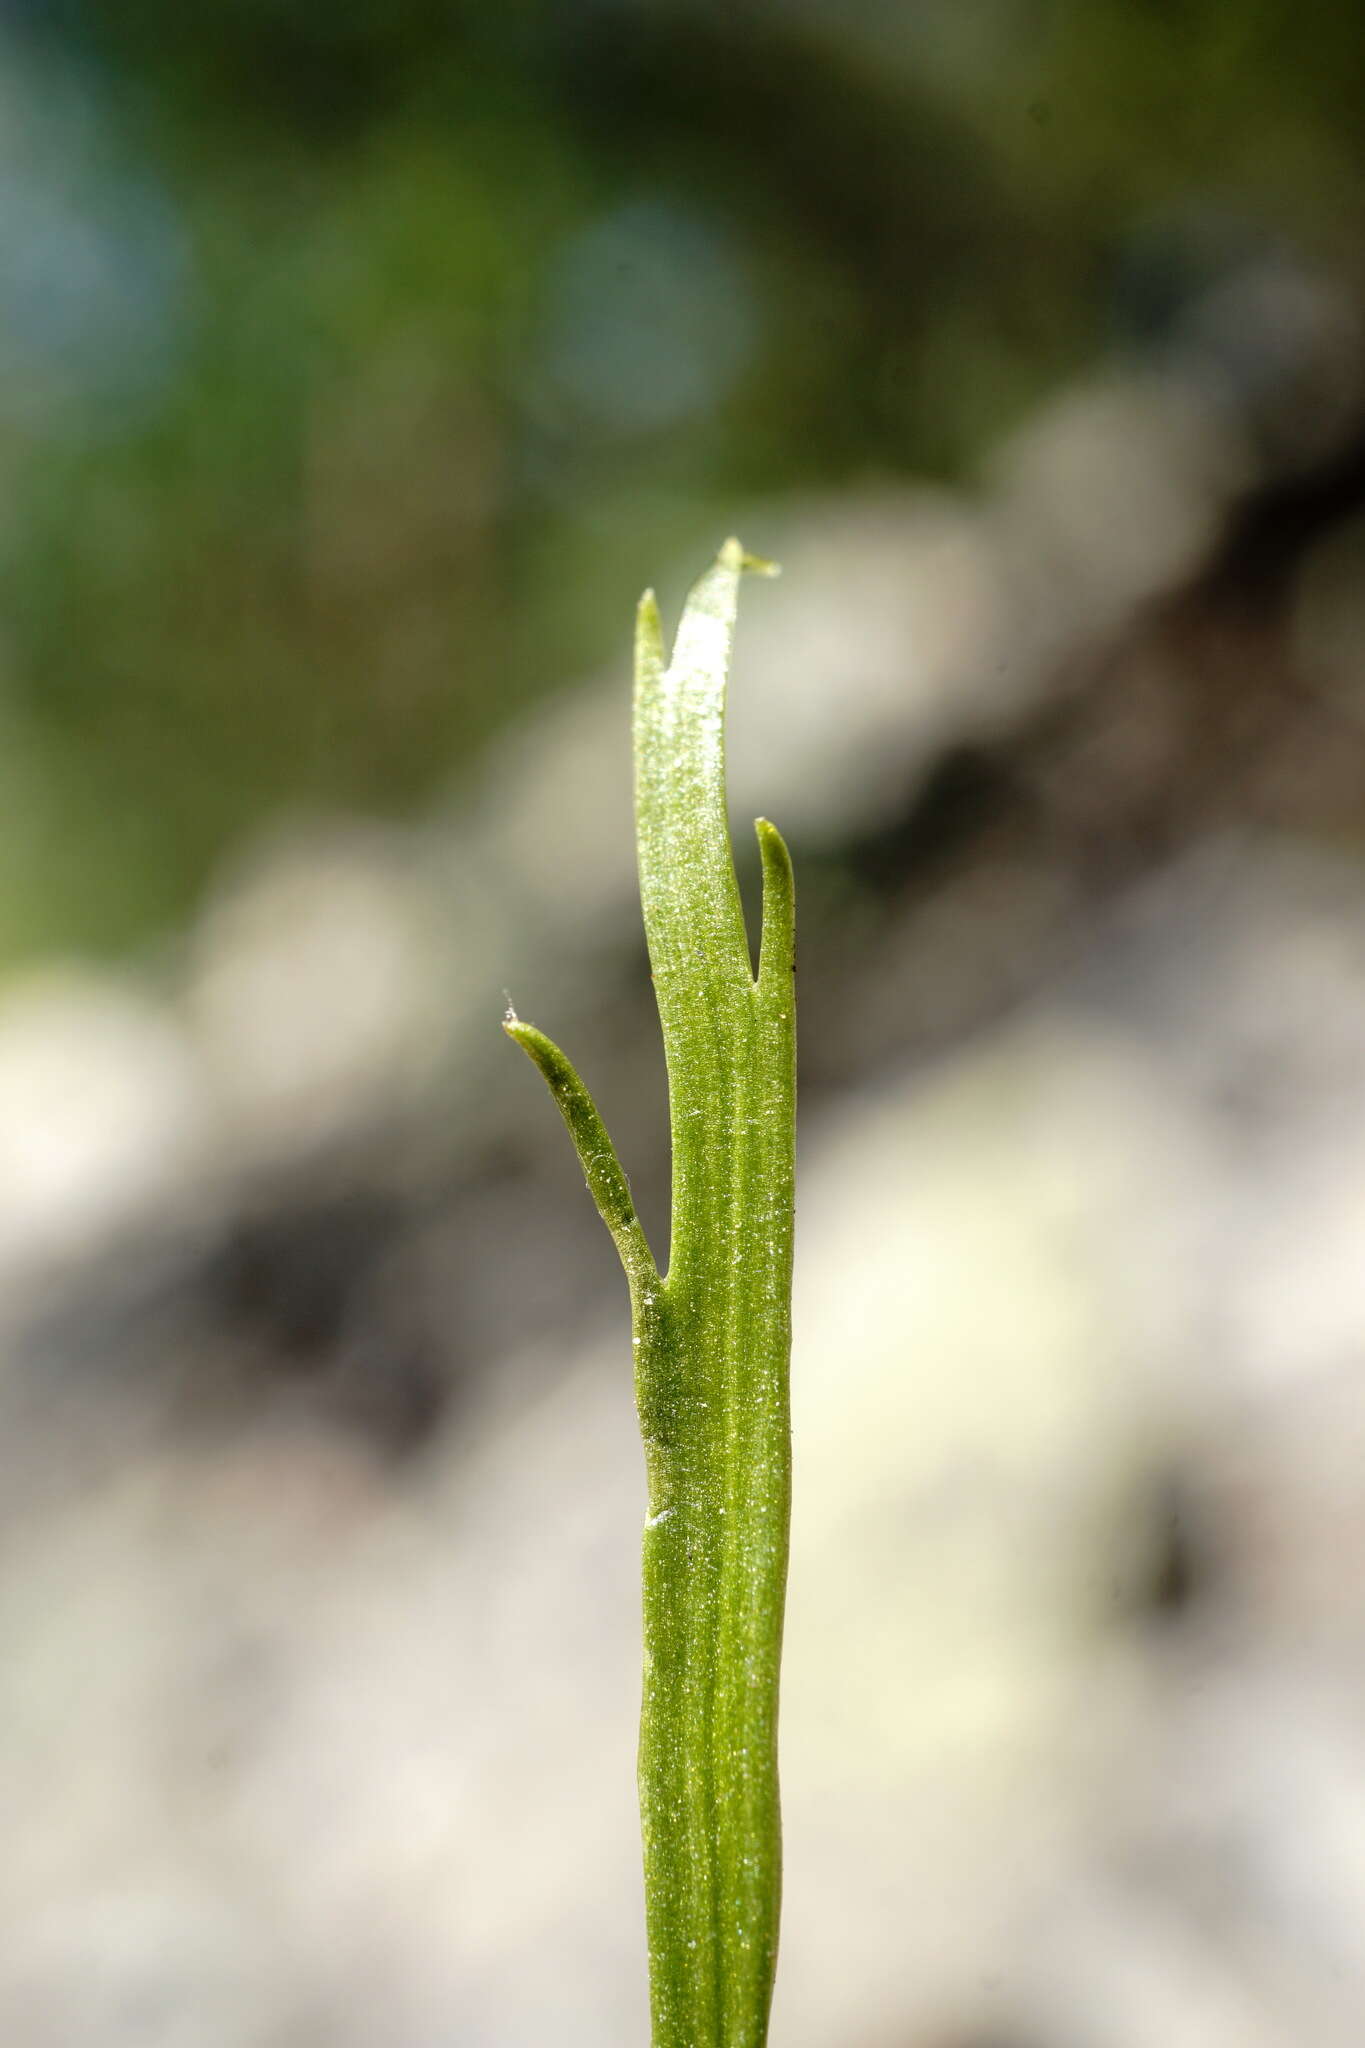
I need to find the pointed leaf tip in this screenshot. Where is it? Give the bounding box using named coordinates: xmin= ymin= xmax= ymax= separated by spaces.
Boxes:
xmin=636 ymin=588 xmax=666 ymax=672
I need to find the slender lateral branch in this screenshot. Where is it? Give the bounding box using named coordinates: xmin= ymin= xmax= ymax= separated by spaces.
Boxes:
xmin=508 ymin=540 xmax=794 ymax=2048
xmin=502 ymin=1016 xmax=660 ymax=1300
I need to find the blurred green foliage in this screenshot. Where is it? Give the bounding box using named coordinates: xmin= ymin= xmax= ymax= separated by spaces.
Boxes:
xmin=0 ymin=0 xmax=1360 ymax=960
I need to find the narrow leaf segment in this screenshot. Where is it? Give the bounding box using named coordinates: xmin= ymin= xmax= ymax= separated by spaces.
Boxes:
xmin=506 ymin=538 xmax=794 ymax=2048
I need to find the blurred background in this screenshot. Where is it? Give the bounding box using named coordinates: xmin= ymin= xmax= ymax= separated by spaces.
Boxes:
xmin=1 ymin=2 xmax=1365 ymax=2043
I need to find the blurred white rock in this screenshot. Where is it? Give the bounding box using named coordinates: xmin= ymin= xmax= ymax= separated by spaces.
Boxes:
xmin=0 ymin=969 xmax=209 ymax=1277
xmin=185 ymin=822 xmax=455 ymax=1156
xmin=988 ymin=373 xmax=1251 ymax=655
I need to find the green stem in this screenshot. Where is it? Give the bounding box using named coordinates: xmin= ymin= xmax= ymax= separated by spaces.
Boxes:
xmin=507 ymin=539 xmax=794 ymax=2048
